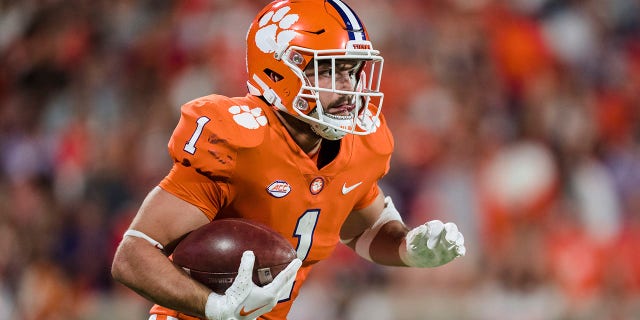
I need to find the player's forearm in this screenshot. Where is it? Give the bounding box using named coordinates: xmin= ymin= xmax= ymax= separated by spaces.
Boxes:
xmin=369 ymin=221 xmax=410 ymax=266
xmin=345 ymin=220 xmax=409 ymax=266
xmin=111 ymin=237 xmax=211 ymax=318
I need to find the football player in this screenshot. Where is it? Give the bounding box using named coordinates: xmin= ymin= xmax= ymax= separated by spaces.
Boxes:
xmin=111 ymin=0 xmax=466 ymax=319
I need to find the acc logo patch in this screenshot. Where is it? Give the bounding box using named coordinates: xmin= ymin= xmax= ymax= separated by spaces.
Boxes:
xmin=266 ymin=180 xmax=291 ymax=198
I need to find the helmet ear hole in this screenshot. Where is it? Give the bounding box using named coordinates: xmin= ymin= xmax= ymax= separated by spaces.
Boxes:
xmin=264 ymin=69 xmax=284 ymax=82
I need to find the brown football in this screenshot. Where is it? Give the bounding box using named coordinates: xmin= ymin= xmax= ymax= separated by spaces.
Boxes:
xmin=172 ymin=218 xmax=297 ymax=294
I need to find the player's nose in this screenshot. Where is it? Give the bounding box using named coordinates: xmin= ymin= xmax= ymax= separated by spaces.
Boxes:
xmin=335 ymin=71 xmax=354 ymax=90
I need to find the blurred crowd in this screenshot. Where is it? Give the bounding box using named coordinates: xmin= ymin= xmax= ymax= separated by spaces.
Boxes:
xmin=0 ymin=0 xmax=639 ymax=319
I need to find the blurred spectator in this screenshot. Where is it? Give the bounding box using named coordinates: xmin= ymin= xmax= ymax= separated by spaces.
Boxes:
xmin=1 ymin=0 xmax=639 ymax=319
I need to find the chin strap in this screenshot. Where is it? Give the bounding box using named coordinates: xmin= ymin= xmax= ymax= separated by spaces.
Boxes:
xmin=308 ymin=109 xmax=351 ymax=140
xmin=248 ymin=74 xmax=287 ymax=112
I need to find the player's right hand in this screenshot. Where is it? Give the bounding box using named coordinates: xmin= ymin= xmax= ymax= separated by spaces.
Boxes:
xmin=205 ymin=251 xmax=302 ymax=320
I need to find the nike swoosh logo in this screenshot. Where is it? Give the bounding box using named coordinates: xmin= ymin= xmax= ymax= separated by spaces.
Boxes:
xmin=342 ymin=181 xmax=363 ymax=195
xmin=239 ymin=304 xmax=268 ymax=317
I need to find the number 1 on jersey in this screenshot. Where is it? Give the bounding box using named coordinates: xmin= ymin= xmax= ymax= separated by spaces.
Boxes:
xmin=279 ymin=210 xmax=319 ymax=302
xmin=184 ymin=116 xmax=210 ymax=154
xmin=294 ymin=210 xmax=319 ymax=261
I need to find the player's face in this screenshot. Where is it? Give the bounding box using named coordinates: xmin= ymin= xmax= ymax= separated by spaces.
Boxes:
xmin=304 ymin=60 xmax=360 ymax=116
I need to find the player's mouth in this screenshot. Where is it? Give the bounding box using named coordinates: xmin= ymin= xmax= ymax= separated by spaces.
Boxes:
xmin=326 ymin=104 xmax=355 ymax=117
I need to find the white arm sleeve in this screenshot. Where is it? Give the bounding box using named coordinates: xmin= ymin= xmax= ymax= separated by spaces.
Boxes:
xmin=341 ymin=196 xmax=403 ymax=261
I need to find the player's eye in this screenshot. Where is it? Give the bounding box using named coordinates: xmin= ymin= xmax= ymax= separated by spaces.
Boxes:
xmin=304 ymin=66 xmax=331 ymax=79
xmin=318 ymin=68 xmax=332 ymax=78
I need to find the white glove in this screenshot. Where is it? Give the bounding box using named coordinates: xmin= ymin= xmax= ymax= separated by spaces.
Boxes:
xmin=399 ymin=220 xmax=466 ymax=268
xmin=205 ymin=251 xmax=302 ymax=320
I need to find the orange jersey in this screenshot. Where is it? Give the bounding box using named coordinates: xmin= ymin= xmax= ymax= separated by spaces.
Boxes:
xmin=150 ymin=94 xmax=393 ymax=319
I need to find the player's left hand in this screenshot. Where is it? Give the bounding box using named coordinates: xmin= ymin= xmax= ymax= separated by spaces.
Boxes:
xmin=399 ymin=220 xmax=466 ymax=268
xmin=205 ymin=251 xmax=301 ymax=320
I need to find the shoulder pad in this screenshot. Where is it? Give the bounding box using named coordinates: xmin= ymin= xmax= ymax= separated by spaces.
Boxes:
xmin=167 ymin=95 xmax=270 ymax=179
xmin=182 ymin=95 xmax=269 ymax=148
